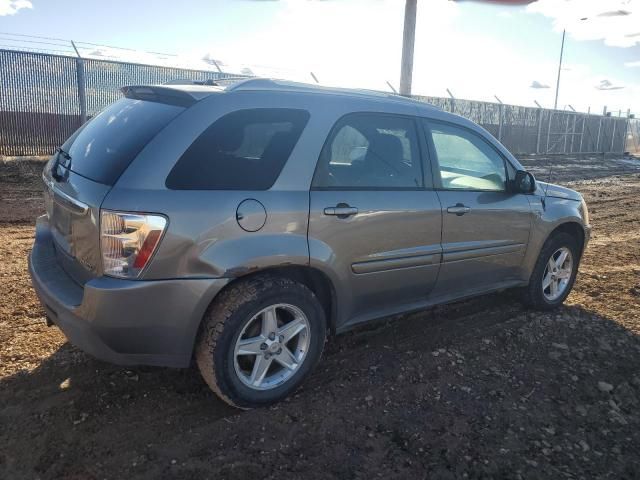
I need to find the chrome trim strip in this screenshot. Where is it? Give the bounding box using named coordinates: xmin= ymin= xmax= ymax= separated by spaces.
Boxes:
xmin=352 ymin=253 xmax=437 ymax=274
xmin=42 ymin=173 xmax=89 ymax=215
xmin=443 ymin=243 xmax=524 ymax=263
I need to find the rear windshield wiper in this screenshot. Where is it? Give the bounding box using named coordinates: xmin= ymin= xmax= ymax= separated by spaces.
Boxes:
xmin=55 ymin=147 xmax=71 ymax=161
xmin=52 ymin=147 xmax=72 ymax=181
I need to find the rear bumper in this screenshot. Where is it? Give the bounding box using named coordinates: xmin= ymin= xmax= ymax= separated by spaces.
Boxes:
xmin=28 ymin=216 xmax=229 ymax=368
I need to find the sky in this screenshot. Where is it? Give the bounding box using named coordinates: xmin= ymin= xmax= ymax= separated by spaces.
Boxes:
xmin=1 ymin=0 xmax=639 ymax=114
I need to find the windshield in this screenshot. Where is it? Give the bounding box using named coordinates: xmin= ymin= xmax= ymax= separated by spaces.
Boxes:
xmin=65 ymin=98 xmax=185 ymax=185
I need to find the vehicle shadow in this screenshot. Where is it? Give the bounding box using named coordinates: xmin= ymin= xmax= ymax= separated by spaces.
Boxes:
xmin=2 ymin=291 xmax=639 ymax=479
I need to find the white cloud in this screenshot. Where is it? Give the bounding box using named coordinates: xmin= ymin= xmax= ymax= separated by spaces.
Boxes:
xmin=527 ymin=0 xmax=640 ymax=48
xmin=596 ymin=79 xmax=625 ymax=91
xmin=625 ymin=60 xmax=640 ymax=67
xmin=0 ymin=0 xmax=32 ymax=16
xmin=531 ymin=80 xmax=550 ymax=89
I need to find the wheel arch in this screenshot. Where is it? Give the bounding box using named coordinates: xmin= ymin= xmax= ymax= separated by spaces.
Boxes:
xmin=206 ymin=265 xmax=337 ymax=335
xmin=547 ymin=221 xmax=586 ymax=257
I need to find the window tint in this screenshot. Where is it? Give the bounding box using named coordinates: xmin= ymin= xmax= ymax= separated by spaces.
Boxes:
xmin=166 ymin=109 xmax=309 ymax=190
xmin=313 ymin=114 xmax=423 ymax=189
xmin=427 ymin=122 xmax=506 ymax=191
xmin=65 ymin=98 xmax=185 ymax=185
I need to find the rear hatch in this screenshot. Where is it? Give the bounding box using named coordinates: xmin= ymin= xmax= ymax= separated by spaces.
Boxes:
xmin=43 ymin=90 xmax=189 ymax=284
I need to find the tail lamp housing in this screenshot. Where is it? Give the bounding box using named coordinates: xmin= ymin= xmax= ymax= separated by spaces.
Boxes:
xmin=100 ymin=210 xmax=167 ymax=278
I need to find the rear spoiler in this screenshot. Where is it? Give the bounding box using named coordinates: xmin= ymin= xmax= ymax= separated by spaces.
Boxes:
xmin=120 ymin=85 xmax=199 ymax=108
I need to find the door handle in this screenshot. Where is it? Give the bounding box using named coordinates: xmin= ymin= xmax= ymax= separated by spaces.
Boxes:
xmin=446 ymin=203 xmax=471 ymax=216
xmin=324 ymin=205 xmax=358 ymax=217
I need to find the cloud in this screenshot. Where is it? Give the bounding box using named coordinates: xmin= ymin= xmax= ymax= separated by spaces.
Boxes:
xmin=597 ymin=9 xmax=631 ymax=17
xmin=530 ymin=80 xmax=550 ymax=88
xmin=625 ymin=60 xmax=640 ymax=67
xmin=527 ymin=0 xmax=640 ymax=47
xmin=0 ymin=0 xmax=32 ymax=16
xmin=596 ymin=79 xmax=625 ymax=90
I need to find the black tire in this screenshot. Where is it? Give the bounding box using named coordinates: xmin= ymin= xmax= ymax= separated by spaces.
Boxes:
xmin=522 ymin=232 xmax=580 ymax=310
xmin=195 ymin=275 xmax=327 ymax=409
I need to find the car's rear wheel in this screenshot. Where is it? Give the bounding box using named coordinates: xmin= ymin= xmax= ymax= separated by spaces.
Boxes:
xmin=196 ymin=275 xmax=326 ymax=409
xmin=523 ymin=232 xmax=580 ymax=310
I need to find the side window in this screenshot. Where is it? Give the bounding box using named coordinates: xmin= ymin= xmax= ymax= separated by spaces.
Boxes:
xmin=426 ymin=122 xmax=507 ymax=192
xmin=313 ymin=114 xmax=423 ymax=189
xmin=166 ymin=108 xmax=309 ymax=190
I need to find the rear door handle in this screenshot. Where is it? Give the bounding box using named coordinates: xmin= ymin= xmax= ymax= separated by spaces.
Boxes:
xmin=446 ymin=203 xmax=471 ymax=216
xmin=324 ymin=206 xmax=358 ymax=217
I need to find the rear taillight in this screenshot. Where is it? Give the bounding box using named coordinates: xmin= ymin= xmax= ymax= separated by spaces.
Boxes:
xmin=100 ymin=211 xmax=167 ymax=278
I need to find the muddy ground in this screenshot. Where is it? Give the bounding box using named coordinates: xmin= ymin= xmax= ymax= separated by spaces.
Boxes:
xmin=1 ymin=156 xmax=639 ymax=479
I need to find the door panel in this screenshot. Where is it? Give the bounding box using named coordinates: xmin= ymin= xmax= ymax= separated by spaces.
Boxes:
xmin=431 ymin=190 xmax=531 ymax=299
xmin=309 ymin=190 xmax=442 ymax=327
xmin=309 ymin=112 xmax=442 ymax=329
xmin=423 ymin=119 xmax=533 ymax=299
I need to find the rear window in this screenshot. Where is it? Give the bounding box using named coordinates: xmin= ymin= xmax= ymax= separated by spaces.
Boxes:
xmin=65 ymin=98 xmax=185 ymax=185
xmin=166 ymin=108 xmax=310 ymax=190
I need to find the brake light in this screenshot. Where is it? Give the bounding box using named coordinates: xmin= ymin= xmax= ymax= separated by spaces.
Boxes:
xmin=100 ymin=211 xmax=167 ymax=278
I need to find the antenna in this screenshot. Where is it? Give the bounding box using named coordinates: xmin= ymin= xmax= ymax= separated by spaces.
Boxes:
xmin=310 ymin=72 xmax=319 ymax=84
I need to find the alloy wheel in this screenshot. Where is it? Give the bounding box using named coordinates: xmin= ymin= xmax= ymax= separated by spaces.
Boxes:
xmin=542 ymin=246 xmax=574 ymax=301
xmin=233 ymin=303 xmax=311 ymax=390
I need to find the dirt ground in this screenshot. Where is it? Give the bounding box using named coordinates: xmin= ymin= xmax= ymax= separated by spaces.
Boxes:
xmin=1 ymin=156 xmax=639 ymax=480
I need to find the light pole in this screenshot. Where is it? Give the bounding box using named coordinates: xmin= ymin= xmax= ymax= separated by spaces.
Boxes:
xmin=553 ymin=29 xmax=565 ymax=110
xmin=399 ymin=0 xmax=417 ymax=96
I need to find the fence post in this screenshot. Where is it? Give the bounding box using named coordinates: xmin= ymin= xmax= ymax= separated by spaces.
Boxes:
xmin=71 ymin=41 xmax=87 ymax=125
xmin=610 ymin=117 xmax=616 ymax=154
xmin=596 ymin=108 xmax=604 ymax=153
xmin=569 ymin=114 xmax=575 ymax=153
xmin=535 ymin=108 xmax=543 ymax=154
xmin=446 ymin=88 xmax=455 ymax=114
xmin=563 ymin=114 xmax=570 ymax=153
xmin=622 ymin=108 xmax=631 ymax=154
xmin=546 ymin=110 xmax=553 ymax=153
xmin=578 ymin=114 xmax=586 ymax=153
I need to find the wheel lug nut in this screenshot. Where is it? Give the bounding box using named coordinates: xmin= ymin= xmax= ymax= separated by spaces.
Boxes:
xmin=260 ymin=343 xmax=267 ymax=350
xmin=265 ymin=353 xmax=270 ymax=359
xmin=268 ymin=332 xmax=276 ymax=341
xmin=279 ymin=335 xmax=285 ymax=343
xmin=276 ymin=348 xmax=282 ymax=355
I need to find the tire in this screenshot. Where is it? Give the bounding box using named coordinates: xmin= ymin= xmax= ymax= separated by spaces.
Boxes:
xmin=522 ymin=232 xmax=580 ymax=310
xmin=195 ymin=275 xmax=327 ymax=409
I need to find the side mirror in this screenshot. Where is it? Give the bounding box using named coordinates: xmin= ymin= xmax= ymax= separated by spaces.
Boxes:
xmin=513 ymin=170 xmax=536 ymax=194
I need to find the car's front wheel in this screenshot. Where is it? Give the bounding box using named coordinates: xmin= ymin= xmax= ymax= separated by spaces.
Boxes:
xmin=523 ymin=232 xmax=580 ymax=309
xmin=196 ymin=275 xmax=326 ymax=409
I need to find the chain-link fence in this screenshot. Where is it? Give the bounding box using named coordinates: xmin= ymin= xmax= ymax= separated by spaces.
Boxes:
xmin=1 ymin=48 xmax=639 ymax=157
xmin=0 ymin=49 xmax=237 ymax=156
xmin=414 ymin=95 xmax=638 ymax=156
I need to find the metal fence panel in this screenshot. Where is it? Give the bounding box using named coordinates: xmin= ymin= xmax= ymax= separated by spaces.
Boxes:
xmin=0 ymin=49 xmax=234 ymax=156
xmin=82 ymin=59 xmax=236 ymax=117
xmin=0 ymin=50 xmax=80 ymax=156
xmin=1 ymin=48 xmax=638 ymax=157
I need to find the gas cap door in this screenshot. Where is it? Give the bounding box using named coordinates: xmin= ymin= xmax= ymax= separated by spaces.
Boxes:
xmin=236 ymin=199 xmax=267 ymax=232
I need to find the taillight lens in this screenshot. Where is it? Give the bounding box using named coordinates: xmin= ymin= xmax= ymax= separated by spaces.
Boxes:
xmin=100 ymin=211 xmax=167 ymax=278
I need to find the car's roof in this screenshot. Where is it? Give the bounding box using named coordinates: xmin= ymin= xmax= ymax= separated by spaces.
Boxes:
xmin=141 ymin=77 xmax=441 ymax=112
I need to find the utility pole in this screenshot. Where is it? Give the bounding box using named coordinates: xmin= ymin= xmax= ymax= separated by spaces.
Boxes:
xmin=553 ymin=29 xmax=565 ymax=110
xmin=399 ymin=0 xmax=417 ymax=97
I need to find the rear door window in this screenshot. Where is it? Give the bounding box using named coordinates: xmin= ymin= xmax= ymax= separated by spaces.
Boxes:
xmin=312 ymin=113 xmax=423 ymax=189
xmin=166 ymin=108 xmax=310 ymax=190
xmin=65 ymin=98 xmax=185 ymax=185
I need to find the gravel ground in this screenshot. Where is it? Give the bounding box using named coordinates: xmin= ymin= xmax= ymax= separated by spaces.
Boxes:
xmin=0 ymin=156 xmax=639 ymax=479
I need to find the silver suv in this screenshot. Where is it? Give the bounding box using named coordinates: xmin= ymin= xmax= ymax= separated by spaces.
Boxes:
xmin=29 ymin=79 xmax=591 ymax=408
